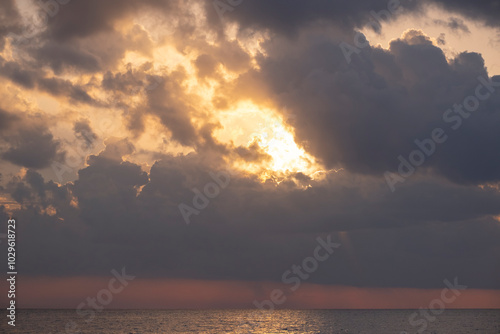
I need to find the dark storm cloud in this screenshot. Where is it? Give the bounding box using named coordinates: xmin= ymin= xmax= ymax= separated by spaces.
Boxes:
xmin=430 ymin=0 xmax=500 ymax=28
xmin=37 ymin=76 xmax=94 ymax=103
xmin=73 ymin=120 xmax=97 ymax=149
xmin=433 ymin=17 xmax=471 ymax=34
xmin=234 ymin=142 xmax=272 ymax=163
xmin=101 ymin=65 xmax=159 ymax=94
xmin=2 ymin=1 xmax=158 ymax=80
xmin=144 ymin=71 xmax=199 ymax=147
xmin=2 ymin=144 xmax=500 ymax=288
xmin=42 ymin=0 xmax=159 ymax=41
xmin=0 ymin=0 xmax=498 ymax=296
xmin=33 ymin=41 xmax=101 ymax=74
xmin=0 ymin=56 xmax=95 ymax=104
xmin=8 ymin=169 xmax=68 ymax=207
xmin=235 ymin=28 xmax=500 ymax=185
xmin=205 ymin=0 xmax=497 ymax=36
xmin=0 ymin=108 xmax=18 ymax=131
xmin=102 ymin=69 xmax=142 ymax=92
xmin=206 ymin=0 xmax=419 ymax=35
xmin=2 ymin=129 xmax=62 ymax=169
xmin=0 ymin=56 xmax=37 ymax=88
xmin=38 ymin=0 xmax=188 ymax=42
xmin=10 ymin=23 xmax=155 ymax=76
xmin=0 ymin=0 xmax=21 ymax=52
xmin=24 ymin=0 xmax=499 ymax=45
xmin=0 ymin=109 xmax=65 ymax=169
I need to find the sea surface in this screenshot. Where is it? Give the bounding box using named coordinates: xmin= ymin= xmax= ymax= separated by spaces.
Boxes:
xmin=0 ymin=309 xmax=499 ymax=333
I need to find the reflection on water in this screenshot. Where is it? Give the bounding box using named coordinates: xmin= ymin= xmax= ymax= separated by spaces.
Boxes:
xmin=0 ymin=309 xmax=499 ymax=333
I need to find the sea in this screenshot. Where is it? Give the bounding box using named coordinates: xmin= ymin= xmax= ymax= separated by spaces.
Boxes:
xmin=0 ymin=309 xmax=499 ymax=333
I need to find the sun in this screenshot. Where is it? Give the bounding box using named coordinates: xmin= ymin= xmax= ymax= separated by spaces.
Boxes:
xmin=257 ymin=115 xmax=313 ymax=173
xmin=214 ymin=101 xmax=321 ymax=181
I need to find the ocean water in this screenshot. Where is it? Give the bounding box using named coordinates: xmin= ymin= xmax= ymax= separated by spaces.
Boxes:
xmin=0 ymin=309 xmax=499 ymax=333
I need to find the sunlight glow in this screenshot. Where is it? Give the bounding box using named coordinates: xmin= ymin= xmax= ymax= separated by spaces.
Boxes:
xmin=214 ymin=101 xmax=321 ymax=180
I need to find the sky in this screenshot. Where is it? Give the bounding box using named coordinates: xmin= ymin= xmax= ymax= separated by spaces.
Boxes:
xmin=0 ymin=0 xmax=500 ymax=310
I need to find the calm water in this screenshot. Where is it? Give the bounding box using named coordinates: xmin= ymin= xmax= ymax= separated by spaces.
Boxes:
xmin=0 ymin=309 xmax=499 ymax=333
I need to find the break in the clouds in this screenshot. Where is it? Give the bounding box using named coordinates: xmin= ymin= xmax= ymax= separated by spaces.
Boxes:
xmin=0 ymin=0 xmax=499 ymax=308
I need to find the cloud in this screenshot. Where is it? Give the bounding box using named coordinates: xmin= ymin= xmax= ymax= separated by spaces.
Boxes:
xmin=0 ymin=0 xmax=498 ymax=304
xmin=2 ymin=129 xmax=62 ymax=169
xmin=430 ymin=0 xmax=500 ymax=28
xmin=0 ymin=56 xmax=37 ymax=88
xmin=237 ymin=28 xmax=500 ymax=184
xmin=145 ymin=71 xmax=199 ymax=147
xmin=437 ymin=33 xmax=446 ymax=45
xmin=32 ymin=41 xmax=101 ymax=74
xmin=0 ymin=107 xmax=18 ymax=130
xmin=0 ymin=0 xmax=21 ymax=51
xmin=204 ymin=0 xmax=499 ymax=36
xmin=234 ymin=141 xmax=272 ymax=163
xmin=0 ymin=56 xmax=95 ymax=104
xmin=194 ymin=54 xmax=219 ymax=79
xmin=0 ymin=109 xmax=65 ymax=169
xmin=42 ymin=0 xmax=178 ymax=41
xmin=73 ymin=119 xmax=98 ymax=149
xmin=1 ymin=141 xmax=500 ymax=289
xmin=433 ymin=17 xmax=470 ymax=34
xmin=205 ymin=0 xmax=419 ymax=36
